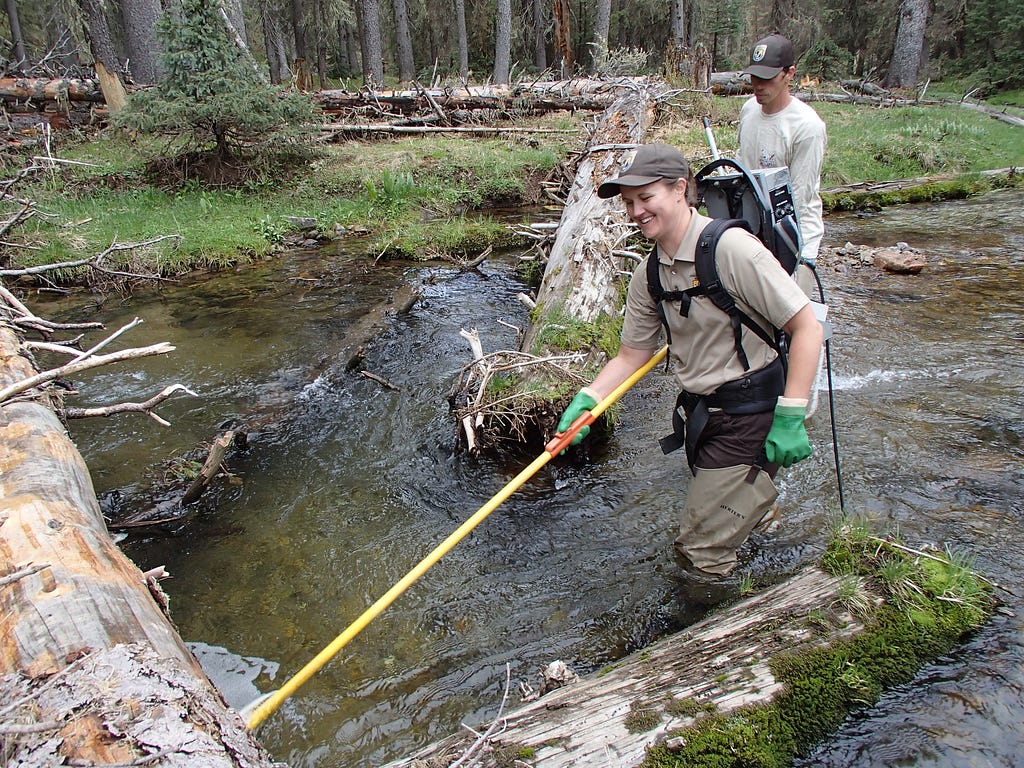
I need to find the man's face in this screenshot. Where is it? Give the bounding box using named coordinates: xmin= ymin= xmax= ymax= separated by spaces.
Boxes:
xmin=750 ymin=67 xmax=795 ymax=113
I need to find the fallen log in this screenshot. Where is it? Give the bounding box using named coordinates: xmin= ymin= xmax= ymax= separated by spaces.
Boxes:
xmin=385 ymin=566 xmax=859 ymax=768
xmin=449 ymin=82 xmax=663 ymax=452
xmin=709 ymin=70 xmax=751 ymax=95
xmin=320 ymin=123 xmax=576 ymax=139
xmin=820 ymin=166 xmax=1021 ymax=213
xmin=384 ymin=534 xmax=995 ymax=768
xmin=0 ymin=77 xmax=105 ymax=103
xmin=0 ymin=324 xmax=278 ymax=766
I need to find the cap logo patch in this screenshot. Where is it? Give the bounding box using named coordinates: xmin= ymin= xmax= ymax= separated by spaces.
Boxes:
xmin=621 ymin=149 xmax=637 ymax=172
xmin=752 ymin=44 xmax=768 ymax=62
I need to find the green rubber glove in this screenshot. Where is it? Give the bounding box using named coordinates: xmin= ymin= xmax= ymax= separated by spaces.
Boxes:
xmin=765 ymin=400 xmax=811 ymax=468
xmin=557 ymin=388 xmax=599 ymax=446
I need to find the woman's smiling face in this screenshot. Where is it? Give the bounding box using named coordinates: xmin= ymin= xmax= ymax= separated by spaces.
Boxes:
xmin=620 ymin=178 xmax=689 ymax=248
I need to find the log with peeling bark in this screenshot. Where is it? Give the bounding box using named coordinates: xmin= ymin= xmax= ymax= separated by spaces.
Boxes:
xmin=449 ymin=83 xmax=663 ymax=451
xmin=0 ymin=325 xmax=278 ymax=767
xmin=0 ymin=77 xmax=106 ymax=103
xmin=382 ymin=566 xmax=865 ymax=768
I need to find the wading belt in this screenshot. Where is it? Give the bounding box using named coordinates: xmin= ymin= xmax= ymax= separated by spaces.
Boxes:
xmin=659 ymin=356 xmax=785 ymax=474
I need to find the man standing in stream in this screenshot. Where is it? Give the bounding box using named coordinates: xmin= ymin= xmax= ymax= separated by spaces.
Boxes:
xmin=738 ymin=33 xmax=828 ymax=271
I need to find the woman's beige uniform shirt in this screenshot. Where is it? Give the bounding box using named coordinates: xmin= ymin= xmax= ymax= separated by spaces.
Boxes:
xmin=621 ymin=209 xmax=809 ymax=395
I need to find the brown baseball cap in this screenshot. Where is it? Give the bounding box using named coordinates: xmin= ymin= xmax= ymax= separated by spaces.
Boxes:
xmin=741 ymin=34 xmax=795 ymax=79
xmin=597 ymin=144 xmax=691 ymax=199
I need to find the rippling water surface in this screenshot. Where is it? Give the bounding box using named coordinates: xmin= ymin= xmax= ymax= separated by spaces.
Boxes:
xmin=57 ymin=189 xmax=1024 ymax=766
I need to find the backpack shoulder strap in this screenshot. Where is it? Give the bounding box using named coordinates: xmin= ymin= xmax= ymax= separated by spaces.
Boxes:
xmin=696 ymin=218 xmax=782 ymax=370
xmin=645 ymin=245 xmax=702 ymax=348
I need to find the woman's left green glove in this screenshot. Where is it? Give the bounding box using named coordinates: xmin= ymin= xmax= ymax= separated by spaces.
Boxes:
xmin=557 ymin=388 xmax=599 ymax=445
xmin=765 ymin=401 xmax=811 ymax=467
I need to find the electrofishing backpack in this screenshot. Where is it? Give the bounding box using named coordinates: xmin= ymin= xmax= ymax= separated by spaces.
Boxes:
xmin=646 ymin=157 xmax=803 ymax=371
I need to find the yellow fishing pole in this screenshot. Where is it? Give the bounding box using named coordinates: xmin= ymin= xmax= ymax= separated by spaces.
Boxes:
xmin=242 ymin=345 xmax=669 ymax=729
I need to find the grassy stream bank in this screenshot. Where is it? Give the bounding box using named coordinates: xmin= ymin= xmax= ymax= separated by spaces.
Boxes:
xmin=6 ymin=94 xmax=1023 ymax=279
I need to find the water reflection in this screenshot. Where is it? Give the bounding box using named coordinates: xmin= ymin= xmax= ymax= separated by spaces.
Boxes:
xmin=61 ymin=190 xmax=1024 ymax=766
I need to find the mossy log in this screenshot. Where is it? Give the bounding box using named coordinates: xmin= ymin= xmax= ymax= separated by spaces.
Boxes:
xmin=385 ymin=530 xmax=994 ymax=768
xmin=384 ymin=566 xmax=863 ymax=767
xmin=0 ymin=325 xmax=278 ymax=766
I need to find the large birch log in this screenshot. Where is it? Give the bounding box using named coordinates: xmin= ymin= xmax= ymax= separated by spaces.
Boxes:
xmin=383 ymin=566 xmax=863 ymax=768
xmin=0 ymin=325 xmax=277 ymax=766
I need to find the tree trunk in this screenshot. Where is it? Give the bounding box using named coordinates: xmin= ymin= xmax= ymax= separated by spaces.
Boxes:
xmin=291 ymin=0 xmax=308 ymax=65
xmin=670 ymin=0 xmax=685 ymax=43
xmin=392 ymin=0 xmax=416 ymax=83
xmin=5 ymin=0 xmax=26 ymax=68
xmin=222 ymin=0 xmax=248 ymax=45
xmin=75 ymin=0 xmax=127 ymax=111
xmin=310 ymin=0 xmax=327 ymax=89
xmin=532 ymin=0 xmax=546 ymax=71
xmin=120 ymin=0 xmax=164 ymax=84
xmin=455 ymin=0 xmax=469 ymax=79
xmin=492 ymin=0 xmax=511 ymax=84
xmin=359 ymin=0 xmax=384 ymax=88
xmin=0 ymin=326 xmax=276 ymax=766
xmin=519 ymin=86 xmax=658 ymax=365
xmin=552 ymin=0 xmax=572 ymax=77
xmin=591 ymin=0 xmax=610 ymax=69
xmin=886 ymin=0 xmax=931 ymax=88
xmin=344 ymin=19 xmax=361 ymax=76
xmin=262 ymin=1 xmax=292 ymax=83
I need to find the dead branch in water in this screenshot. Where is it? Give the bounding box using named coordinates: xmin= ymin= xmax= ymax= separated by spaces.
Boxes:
xmin=61 ymin=384 xmax=199 ymax=426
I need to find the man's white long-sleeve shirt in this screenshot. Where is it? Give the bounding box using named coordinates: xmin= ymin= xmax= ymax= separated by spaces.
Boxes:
xmin=738 ymin=96 xmax=827 ymax=263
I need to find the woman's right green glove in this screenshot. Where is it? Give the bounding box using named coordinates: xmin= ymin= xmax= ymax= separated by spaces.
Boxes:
xmin=557 ymin=388 xmax=599 ymax=445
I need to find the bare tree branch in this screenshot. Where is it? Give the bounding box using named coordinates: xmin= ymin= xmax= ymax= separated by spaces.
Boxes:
xmin=0 ymin=342 xmax=176 ymax=405
xmin=0 ymin=562 xmax=50 ymax=587
xmin=61 ymin=384 xmax=198 ymax=426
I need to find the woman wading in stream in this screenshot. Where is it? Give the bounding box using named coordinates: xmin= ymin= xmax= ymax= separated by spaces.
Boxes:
xmin=558 ymin=143 xmax=823 ymax=576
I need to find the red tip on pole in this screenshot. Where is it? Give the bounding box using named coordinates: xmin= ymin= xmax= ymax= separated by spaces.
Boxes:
xmin=544 ymin=412 xmax=595 ymax=455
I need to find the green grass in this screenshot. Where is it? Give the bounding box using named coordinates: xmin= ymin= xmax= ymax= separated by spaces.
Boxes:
xmin=10 ymin=93 xmax=1023 ymax=277
xmin=18 ymin=129 xmax=575 ymax=271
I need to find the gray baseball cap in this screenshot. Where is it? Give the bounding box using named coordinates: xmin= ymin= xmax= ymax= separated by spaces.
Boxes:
xmin=741 ymin=34 xmax=795 ymax=79
xmin=597 ymin=144 xmax=691 ymax=199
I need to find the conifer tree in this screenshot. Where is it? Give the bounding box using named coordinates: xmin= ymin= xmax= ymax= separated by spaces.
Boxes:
xmin=116 ymin=0 xmax=313 ymax=167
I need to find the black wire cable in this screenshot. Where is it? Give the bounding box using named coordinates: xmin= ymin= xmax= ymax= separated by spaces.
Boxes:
xmin=805 ymin=261 xmax=847 ymax=514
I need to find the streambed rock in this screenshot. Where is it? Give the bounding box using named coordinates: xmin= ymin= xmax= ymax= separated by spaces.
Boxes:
xmin=819 ymin=241 xmax=927 ymax=274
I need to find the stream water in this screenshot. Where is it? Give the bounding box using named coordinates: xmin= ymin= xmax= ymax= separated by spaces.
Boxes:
xmin=51 ymin=188 xmax=1024 ymax=767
